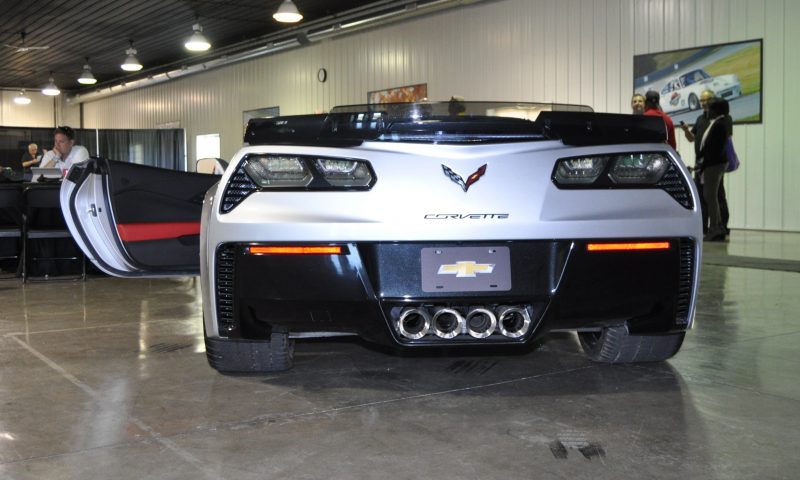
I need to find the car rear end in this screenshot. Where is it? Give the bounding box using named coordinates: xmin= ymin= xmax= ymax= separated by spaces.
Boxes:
xmin=199 ymin=102 xmax=702 ymax=372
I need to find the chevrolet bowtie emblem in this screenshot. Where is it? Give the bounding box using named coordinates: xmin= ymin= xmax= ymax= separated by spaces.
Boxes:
xmin=437 ymin=261 xmax=495 ymax=278
xmin=442 ymin=164 xmax=487 ymax=192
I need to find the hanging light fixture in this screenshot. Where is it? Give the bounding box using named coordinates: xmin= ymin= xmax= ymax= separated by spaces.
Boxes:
xmin=78 ymin=57 xmax=97 ymax=85
xmin=273 ymin=0 xmax=303 ymax=23
xmin=184 ymin=22 xmax=211 ymax=51
xmin=14 ymin=90 xmax=32 ymax=105
xmin=121 ymin=41 xmax=143 ymax=71
xmin=42 ymin=75 xmax=61 ymax=96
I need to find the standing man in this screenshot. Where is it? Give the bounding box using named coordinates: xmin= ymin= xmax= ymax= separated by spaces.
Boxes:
xmin=631 ymin=93 xmax=645 ymax=115
xmin=40 ymin=126 xmax=89 ymax=172
xmin=643 ymin=91 xmax=676 ymax=149
xmin=680 ymin=89 xmax=732 ymax=236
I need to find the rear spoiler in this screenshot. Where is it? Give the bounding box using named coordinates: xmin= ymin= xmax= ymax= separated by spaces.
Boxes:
xmin=533 ymin=111 xmax=667 ymax=146
xmin=244 ymin=110 xmax=668 ymax=147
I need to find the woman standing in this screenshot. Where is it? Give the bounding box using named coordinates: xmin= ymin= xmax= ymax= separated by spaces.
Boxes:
xmin=697 ymin=98 xmax=730 ymax=242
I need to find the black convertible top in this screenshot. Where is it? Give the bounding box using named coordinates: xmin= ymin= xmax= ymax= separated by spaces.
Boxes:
xmin=244 ymin=101 xmax=667 ymax=147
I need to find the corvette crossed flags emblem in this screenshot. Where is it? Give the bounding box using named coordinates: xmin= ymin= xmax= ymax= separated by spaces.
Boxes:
xmin=441 ymin=164 xmax=487 ymax=192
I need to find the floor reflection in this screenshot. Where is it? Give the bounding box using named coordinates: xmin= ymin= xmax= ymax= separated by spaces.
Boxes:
xmin=1 ymin=234 xmax=800 ymax=478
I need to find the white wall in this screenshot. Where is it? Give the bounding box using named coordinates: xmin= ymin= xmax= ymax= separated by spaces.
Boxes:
xmin=5 ymin=0 xmax=798 ymax=231
xmin=0 ymin=90 xmax=56 ymax=127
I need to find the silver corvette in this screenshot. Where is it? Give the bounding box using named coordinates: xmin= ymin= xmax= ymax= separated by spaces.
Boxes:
xmin=60 ymin=101 xmax=702 ymax=373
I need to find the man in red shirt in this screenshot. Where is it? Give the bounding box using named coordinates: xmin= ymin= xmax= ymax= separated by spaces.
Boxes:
xmin=643 ymin=90 xmax=676 ymax=149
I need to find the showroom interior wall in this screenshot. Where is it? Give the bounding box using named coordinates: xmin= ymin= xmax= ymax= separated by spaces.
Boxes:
xmin=0 ymin=90 xmax=57 ymax=128
xmin=3 ymin=0 xmax=796 ymax=231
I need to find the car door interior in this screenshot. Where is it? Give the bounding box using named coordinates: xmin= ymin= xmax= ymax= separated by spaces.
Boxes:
xmin=104 ymin=159 xmax=219 ymax=272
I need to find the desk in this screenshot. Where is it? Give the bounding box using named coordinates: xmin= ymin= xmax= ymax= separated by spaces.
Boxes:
xmin=0 ymin=182 xmax=85 ymax=280
xmin=0 ymin=183 xmax=23 ymax=277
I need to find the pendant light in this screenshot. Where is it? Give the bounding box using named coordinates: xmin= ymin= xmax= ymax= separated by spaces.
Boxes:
xmin=121 ymin=41 xmax=143 ymax=71
xmin=14 ymin=90 xmax=32 ymax=105
xmin=42 ymin=75 xmax=61 ymax=96
xmin=185 ymin=22 xmax=211 ymax=51
xmin=273 ymin=0 xmax=303 ymax=23
xmin=78 ymin=58 xmax=97 ymax=85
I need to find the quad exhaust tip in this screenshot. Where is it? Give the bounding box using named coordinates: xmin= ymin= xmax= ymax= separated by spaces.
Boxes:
xmin=396 ymin=305 xmax=533 ymax=340
xmin=397 ymin=307 xmax=431 ymax=340
xmin=466 ymin=307 xmax=496 ymax=338
xmin=432 ymin=308 xmax=464 ymax=339
xmin=497 ymin=306 xmax=531 ymax=338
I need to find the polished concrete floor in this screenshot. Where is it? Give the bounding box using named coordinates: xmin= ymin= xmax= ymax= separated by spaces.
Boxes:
xmin=2 ymin=231 xmax=800 ymax=479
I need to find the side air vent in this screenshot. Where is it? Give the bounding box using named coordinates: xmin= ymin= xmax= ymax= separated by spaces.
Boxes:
xmin=215 ymin=244 xmax=237 ymax=334
xmin=657 ymin=163 xmax=693 ymax=209
xmin=220 ymin=163 xmax=258 ymax=213
xmin=675 ymin=238 xmax=695 ymax=325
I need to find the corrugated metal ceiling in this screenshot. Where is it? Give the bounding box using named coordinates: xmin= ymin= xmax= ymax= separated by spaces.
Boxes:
xmin=0 ymin=0 xmax=416 ymax=93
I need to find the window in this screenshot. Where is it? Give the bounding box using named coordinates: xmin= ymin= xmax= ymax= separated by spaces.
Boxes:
xmin=129 ymin=143 xmax=144 ymax=164
xmin=196 ymin=133 xmax=220 ymax=161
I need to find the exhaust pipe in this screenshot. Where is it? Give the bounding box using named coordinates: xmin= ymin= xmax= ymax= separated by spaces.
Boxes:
xmin=432 ymin=308 xmax=465 ymax=339
xmin=466 ymin=307 xmax=497 ymax=338
xmin=497 ymin=306 xmax=532 ymax=338
xmin=397 ymin=307 xmax=431 ymax=340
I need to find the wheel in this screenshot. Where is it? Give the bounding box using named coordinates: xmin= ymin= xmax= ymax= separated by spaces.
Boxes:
xmin=688 ymin=93 xmax=699 ymax=111
xmin=578 ymin=326 xmax=685 ymax=363
xmin=205 ymin=333 xmax=295 ymax=373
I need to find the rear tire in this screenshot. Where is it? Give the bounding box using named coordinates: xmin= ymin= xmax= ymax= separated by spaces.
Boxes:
xmin=578 ymin=326 xmax=684 ymax=363
xmin=688 ymin=93 xmax=699 ymax=111
xmin=205 ymin=334 xmax=295 ymax=373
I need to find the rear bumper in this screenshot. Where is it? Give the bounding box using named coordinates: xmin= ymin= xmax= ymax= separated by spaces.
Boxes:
xmin=209 ymin=238 xmax=697 ymax=347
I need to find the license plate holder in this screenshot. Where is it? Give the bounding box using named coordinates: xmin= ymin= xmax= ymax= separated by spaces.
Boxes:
xmin=421 ymin=246 xmax=511 ymax=293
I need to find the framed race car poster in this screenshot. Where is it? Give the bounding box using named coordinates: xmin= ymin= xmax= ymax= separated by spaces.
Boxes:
xmin=368 ymin=83 xmax=427 ymax=104
xmin=634 ymin=39 xmax=763 ymax=125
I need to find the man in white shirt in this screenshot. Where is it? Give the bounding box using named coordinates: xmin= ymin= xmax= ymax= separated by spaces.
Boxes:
xmin=40 ymin=126 xmax=89 ymax=172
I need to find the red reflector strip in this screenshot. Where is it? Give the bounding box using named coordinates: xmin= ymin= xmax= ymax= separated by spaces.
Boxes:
xmin=248 ymin=246 xmax=343 ymax=255
xmin=116 ymin=222 xmax=200 ymax=242
xmin=587 ymin=241 xmax=671 ymax=252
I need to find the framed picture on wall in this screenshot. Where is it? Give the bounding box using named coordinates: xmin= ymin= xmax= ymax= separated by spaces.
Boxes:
xmin=367 ymin=83 xmax=427 ymax=104
xmin=633 ymin=39 xmax=763 ymax=125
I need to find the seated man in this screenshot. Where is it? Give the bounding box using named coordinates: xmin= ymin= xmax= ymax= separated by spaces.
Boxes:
xmin=21 ymin=143 xmax=43 ymax=172
xmin=40 ymin=126 xmax=89 ymax=173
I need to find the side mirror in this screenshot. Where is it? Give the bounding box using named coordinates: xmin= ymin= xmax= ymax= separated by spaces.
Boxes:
xmin=196 ymin=158 xmax=229 ymax=175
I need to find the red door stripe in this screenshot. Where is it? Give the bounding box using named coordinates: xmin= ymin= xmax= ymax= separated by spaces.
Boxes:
xmin=116 ymin=222 xmax=201 ymax=242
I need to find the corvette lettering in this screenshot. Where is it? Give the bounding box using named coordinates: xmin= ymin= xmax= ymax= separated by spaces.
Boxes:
xmin=424 ymin=213 xmax=509 ymax=219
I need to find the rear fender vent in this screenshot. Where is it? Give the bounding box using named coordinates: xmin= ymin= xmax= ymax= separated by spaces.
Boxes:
xmin=220 ymin=163 xmax=257 ymax=213
xmin=215 ymin=244 xmax=237 ymax=334
xmin=657 ymin=163 xmax=694 ymax=209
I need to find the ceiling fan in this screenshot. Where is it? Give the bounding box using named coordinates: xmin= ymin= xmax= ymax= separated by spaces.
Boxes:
xmin=3 ymin=31 xmax=50 ymax=53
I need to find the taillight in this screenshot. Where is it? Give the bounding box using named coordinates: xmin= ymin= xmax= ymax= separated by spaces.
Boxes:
xmin=315 ymin=158 xmax=373 ymax=187
xmin=244 ymin=155 xmax=313 ymax=187
xmin=608 ymin=153 xmax=669 ymax=184
xmin=240 ymin=154 xmax=375 ymax=190
xmin=221 ymin=155 xmax=376 ymax=214
xmin=554 ymin=156 xmax=609 ymax=184
xmin=553 ymin=152 xmax=670 ymax=186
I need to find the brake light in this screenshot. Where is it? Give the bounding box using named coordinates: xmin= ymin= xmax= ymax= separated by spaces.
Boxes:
xmin=553 ymin=153 xmax=670 ymax=186
xmin=586 ymin=242 xmax=670 ymax=252
xmin=247 ymin=246 xmax=344 ymax=255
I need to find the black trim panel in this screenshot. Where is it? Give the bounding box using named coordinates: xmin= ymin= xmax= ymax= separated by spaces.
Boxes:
xmin=215 ymin=238 xmax=694 ymax=346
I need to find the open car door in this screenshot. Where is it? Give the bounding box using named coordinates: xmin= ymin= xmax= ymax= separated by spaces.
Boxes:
xmin=60 ymin=157 xmax=219 ymax=277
